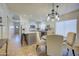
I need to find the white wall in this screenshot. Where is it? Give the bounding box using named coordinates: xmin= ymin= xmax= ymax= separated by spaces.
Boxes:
xmin=0 ymin=4 xmax=10 ymax=39
xmin=76 ymin=17 xmax=79 ymax=44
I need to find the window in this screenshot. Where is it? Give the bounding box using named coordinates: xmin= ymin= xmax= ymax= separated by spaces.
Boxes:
xmin=56 ymin=19 xmax=77 ymax=37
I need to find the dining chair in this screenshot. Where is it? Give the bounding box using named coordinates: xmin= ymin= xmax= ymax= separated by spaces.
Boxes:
xmin=36 ymin=32 xmax=47 ymax=56
xmin=65 ymin=32 xmax=76 ymax=56
xmin=46 ymin=35 xmax=63 ymax=56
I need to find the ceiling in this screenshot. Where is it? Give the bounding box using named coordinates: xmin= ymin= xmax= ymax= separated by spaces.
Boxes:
xmin=6 ymin=3 xmax=79 ymax=20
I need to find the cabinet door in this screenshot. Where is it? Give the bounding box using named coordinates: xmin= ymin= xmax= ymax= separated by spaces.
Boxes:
xmin=27 ymin=33 xmax=37 ymax=45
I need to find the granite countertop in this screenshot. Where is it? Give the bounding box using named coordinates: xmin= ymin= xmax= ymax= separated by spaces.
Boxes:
xmin=25 ymin=32 xmax=37 ymax=34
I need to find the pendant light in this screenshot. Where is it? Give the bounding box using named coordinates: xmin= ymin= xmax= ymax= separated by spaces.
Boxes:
xmin=47 ymin=3 xmax=60 ymax=21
